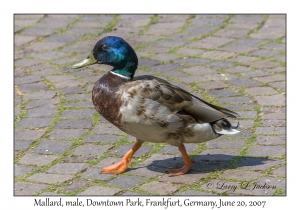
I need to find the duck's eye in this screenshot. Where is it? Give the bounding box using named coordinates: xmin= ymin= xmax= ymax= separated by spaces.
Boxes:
xmin=102 ymin=45 xmax=109 ymax=50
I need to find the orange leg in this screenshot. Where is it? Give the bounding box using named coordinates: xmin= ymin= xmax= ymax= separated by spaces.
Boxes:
xmin=167 ymin=143 xmax=194 ymax=176
xmin=101 ymin=140 xmax=143 ymax=174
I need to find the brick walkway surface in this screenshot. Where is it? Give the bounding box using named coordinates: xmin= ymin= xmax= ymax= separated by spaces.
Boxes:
xmin=14 ymin=14 xmax=286 ymax=196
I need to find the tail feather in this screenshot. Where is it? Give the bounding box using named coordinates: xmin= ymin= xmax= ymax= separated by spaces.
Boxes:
xmin=210 ymin=119 xmax=241 ymax=135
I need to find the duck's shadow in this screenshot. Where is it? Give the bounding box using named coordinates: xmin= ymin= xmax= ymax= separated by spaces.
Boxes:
xmin=129 ymin=154 xmax=279 ymax=174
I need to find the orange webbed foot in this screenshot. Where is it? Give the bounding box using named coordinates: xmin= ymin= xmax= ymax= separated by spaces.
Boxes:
xmin=101 ymin=159 xmax=129 ymax=174
xmin=101 ymin=140 xmax=142 ymax=174
xmin=167 ymin=143 xmax=194 ymax=176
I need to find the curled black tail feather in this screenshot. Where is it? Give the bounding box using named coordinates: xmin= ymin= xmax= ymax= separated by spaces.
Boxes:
xmin=210 ymin=119 xmax=240 ymax=135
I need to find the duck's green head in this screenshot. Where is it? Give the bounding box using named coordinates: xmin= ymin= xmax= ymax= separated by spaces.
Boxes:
xmin=72 ymin=36 xmax=138 ymax=79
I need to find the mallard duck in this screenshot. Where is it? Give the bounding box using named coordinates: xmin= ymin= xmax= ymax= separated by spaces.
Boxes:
xmin=72 ymin=36 xmax=240 ymax=176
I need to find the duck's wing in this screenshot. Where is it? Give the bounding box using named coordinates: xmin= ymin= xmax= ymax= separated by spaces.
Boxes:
xmin=122 ymin=75 xmax=238 ymax=123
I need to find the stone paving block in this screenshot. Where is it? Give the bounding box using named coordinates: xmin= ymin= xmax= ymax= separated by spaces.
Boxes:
xmin=241 ymin=70 xmax=270 ymax=78
xmin=108 ymin=176 xmax=148 ymax=189
xmin=27 ymin=104 xmax=58 ymax=118
xmin=254 ymin=74 xmax=286 ymax=83
xmin=14 ymin=140 xmax=34 ymax=151
xmin=262 ymin=43 xmax=285 ymax=51
xmin=140 ymin=154 xmax=182 ymax=168
xmin=61 ymin=109 xmax=95 ymax=119
xmin=159 ymin=172 xmax=208 ymax=184
xmin=183 ymin=66 xmax=217 ymax=75
xmin=14 ymin=182 xmax=48 ymax=196
xmin=261 ymin=120 xmax=285 ymax=127
xmin=64 ymin=101 xmax=94 ymax=108
xmin=37 ymin=17 xmax=75 ymax=28
xmin=250 ymin=49 xmax=280 ymax=57
xmin=30 ymin=140 xmax=73 ymax=155
xmin=39 ymin=192 xmax=63 ymax=196
xmin=214 ymin=29 xmax=250 ymax=38
xmin=175 ymin=190 xmax=216 ymax=196
xmin=206 ymin=140 xmax=246 ymax=149
xmin=176 ymin=57 xmax=211 ymax=66
xmin=192 ymin=37 xmax=234 ymax=49
xmin=19 ymin=153 xmax=59 ymax=166
xmin=45 ymin=34 xmax=82 ymax=44
xmin=149 ymin=63 xmax=182 ymax=73
xmin=164 ymin=71 xmax=189 ymax=79
xmin=206 ymin=60 xmax=235 ymax=69
xmin=110 ymin=145 xmax=152 ymax=157
xmin=28 ymin=42 xmax=66 ymax=51
xmin=83 ymin=134 xmax=120 ymax=143
xmin=236 ymin=157 xmax=283 ymax=171
xmin=29 ymin=173 xmax=74 ymax=184
xmin=231 ymin=15 xmax=265 ymax=23
xmin=93 ymin=123 xmax=125 ymax=135
xmin=24 ymin=91 xmax=56 ymax=100
xmin=46 ymin=163 xmax=90 ymax=175
xmin=250 ymin=60 xmax=278 ymax=69
xmin=248 ymin=146 xmax=285 ymax=157
xmin=15 ymin=130 xmax=45 ymax=140
xmin=15 ymin=69 xmax=30 ymax=77
xmin=14 ymin=35 xmax=36 ymax=46
xmin=58 ymin=180 xmax=91 ymax=192
xmin=261 ymin=112 xmax=285 ymax=120
xmin=55 ymin=120 xmax=92 ymax=129
xmin=17 ymin=117 xmax=52 ymax=128
xmin=228 ymin=78 xmax=260 ymax=87
xmin=254 ymin=94 xmax=286 ymax=106
xmin=15 ymin=75 xmax=42 ymax=84
xmin=176 ymin=48 xmax=205 ymax=56
xmin=58 ymin=80 xmax=86 ymax=90
xmin=96 ymin=157 xmax=123 ymax=168
xmin=33 ymin=51 xmax=68 ymax=60
xmin=228 ymin=53 xmax=261 ymax=64
xmin=202 ymin=50 xmax=236 ymax=60
xmin=237 ymin=111 xmax=257 ymax=118
xmin=246 ymin=87 xmax=277 ymax=96
xmin=193 ymin=160 xmax=230 ymax=172
xmin=72 ymin=144 xmax=112 ymax=158
xmin=220 ymin=169 xmax=263 ymax=181
xmin=198 ymin=81 xmax=227 ymax=90
xmin=255 ymin=176 xmax=286 ymax=190
xmin=139 ymin=181 xmax=178 ymax=195
xmin=22 ymin=27 xmax=56 ymax=36
xmin=26 ymin=98 xmax=59 ymax=109
xmin=159 ymin=144 xmax=197 ymax=154
xmin=64 ymin=93 xmax=92 ymax=101
xmin=50 ymin=129 xmax=88 ymax=139
xmin=220 ymin=45 xmax=256 ymax=53
xmin=255 ymin=127 xmax=285 ymax=135
xmin=79 ymin=186 xmax=121 ymax=196
xmin=14 ymin=164 xmax=37 ymax=176
xmin=81 ymin=168 xmax=113 ymax=180
xmin=256 ymin=135 xmax=285 ymax=146
xmin=150 ymin=54 xmax=181 ymax=62
xmin=208 ymin=89 xmax=241 ymax=97
xmin=121 ymin=191 xmax=150 ymax=196
xmin=18 ymin=82 xmax=48 ymax=92
xmin=153 ymin=39 xmax=185 ymax=48
xmin=272 ymin=166 xmax=286 ymax=177
xmin=60 ymin=86 xmax=85 ymax=95
xmin=218 ymin=96 xmax=252 ymax=104
xmin=196 ymin=149 xmax=240 ymax=161
xmin=127 ymin=165 xmax=166 ymax=177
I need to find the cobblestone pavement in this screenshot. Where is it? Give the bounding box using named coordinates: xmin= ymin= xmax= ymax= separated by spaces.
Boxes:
xmin=14 ymin=14 xmax=286 ymax=196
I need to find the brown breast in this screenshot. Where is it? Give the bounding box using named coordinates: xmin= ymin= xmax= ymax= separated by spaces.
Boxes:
xmin=92 ymin=71 xmax=129 ymax=127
